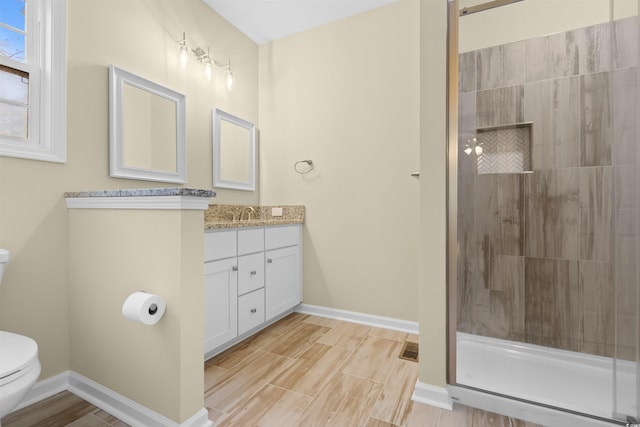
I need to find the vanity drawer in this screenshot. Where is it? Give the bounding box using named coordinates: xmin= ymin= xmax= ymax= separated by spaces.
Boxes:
xmin=205 ymin=230 xmax=236 ymax=262
xmin=265 ymin=225 xmax=300 ymax=250
xmin=238 ymin=288 xmax=265 ymax=335
xmin=237 ymin=252 xmax=265 ymax=295
xmin=238 ymin=228 xmax=264 ymax=255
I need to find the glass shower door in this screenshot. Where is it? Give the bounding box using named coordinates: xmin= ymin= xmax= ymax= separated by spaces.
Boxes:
xmin=452 ymin=0 xmax=640 ymax=422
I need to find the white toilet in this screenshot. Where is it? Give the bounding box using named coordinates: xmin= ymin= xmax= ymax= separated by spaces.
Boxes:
xmin=0 ymin=249 xmax=41 ymax=425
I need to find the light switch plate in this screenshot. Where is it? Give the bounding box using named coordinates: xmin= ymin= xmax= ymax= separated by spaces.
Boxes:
xmin=271 ymin=207 xmax=283 ymax=217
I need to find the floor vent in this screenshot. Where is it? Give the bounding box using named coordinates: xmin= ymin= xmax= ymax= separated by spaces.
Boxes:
xmin=399 ymin=341 xmax=419 ymax=362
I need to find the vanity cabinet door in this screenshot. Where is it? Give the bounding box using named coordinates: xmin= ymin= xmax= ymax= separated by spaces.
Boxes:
xmin=205 ymin=230 xmax=236 ymax=262
xmin=265 ymin=245 xmax=301 ymax=321
xmin=265 ymin=225 xmax=299 ymax=250
xmin=238 ymin=288 xmax=265 ymax=335
xmin=204 ymin=258 xmax=238 ymax=354
xmin=238 ymin=228 xmax=264 ymax=256
xmin=237 ymin=252 xmax=265 ymax=296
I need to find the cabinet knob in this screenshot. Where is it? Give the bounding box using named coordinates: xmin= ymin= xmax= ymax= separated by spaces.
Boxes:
xmin=232 ymin=266 xmax=238 ymax=271
xmin=250 ymin=308 xmax=257 ymax=313
xmin=267 ymin=259 xmax=273 ymax=264
xmin=250 ymin=270 xmax=257 ymax=275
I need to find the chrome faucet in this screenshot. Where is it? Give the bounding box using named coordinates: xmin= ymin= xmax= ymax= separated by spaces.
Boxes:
xmin=239 ymin=206 xmax=255 ymax=221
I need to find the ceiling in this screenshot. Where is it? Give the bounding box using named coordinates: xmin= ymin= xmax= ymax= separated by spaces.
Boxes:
xmin=203 ymin=0 xmax=398 ymax=44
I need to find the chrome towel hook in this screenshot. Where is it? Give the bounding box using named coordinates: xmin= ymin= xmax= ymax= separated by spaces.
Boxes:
xmin=294 ymin=160 xmax=314 ymax=174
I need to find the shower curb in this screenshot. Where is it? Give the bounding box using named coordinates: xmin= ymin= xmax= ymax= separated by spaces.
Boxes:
xmin=449 ymin=385 xmax=619 ymax=427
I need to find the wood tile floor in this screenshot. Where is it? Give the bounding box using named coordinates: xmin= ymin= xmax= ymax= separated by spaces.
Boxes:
xmin=3 ymin=313 xmax=541 ymax=427
xmin=2 ymin=391 xmax=127 ymax=427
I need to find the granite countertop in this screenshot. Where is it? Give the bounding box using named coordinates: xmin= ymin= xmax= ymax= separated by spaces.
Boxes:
xmin=205 ymin=204 xmax=305 ymax=230
xmin=63 ymin=191 xmax=302 ymax=228
xmin=64 ymin=188 xmax=216 ymax=198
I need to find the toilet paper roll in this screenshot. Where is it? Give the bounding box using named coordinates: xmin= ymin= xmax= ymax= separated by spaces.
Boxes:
xmin=122 ymin=291 xmax=166 ymax=325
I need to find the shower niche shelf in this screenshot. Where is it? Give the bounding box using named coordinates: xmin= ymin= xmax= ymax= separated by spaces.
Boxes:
xmin=473 ymin=122 xmax=532 ymax=175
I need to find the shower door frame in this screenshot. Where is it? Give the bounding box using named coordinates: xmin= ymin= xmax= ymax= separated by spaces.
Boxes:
xmin=446 ymin=0 xmax=459 ymax=386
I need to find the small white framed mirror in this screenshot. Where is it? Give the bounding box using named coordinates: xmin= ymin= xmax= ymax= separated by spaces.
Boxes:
xmin=212 ymin=108 xmax=256 ymax=191
xmin=109 ymin=65 xmax=187 ymax=183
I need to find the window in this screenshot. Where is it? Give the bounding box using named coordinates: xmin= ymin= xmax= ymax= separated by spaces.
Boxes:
xmin=0 ymin=0 xmax=66 ymax=163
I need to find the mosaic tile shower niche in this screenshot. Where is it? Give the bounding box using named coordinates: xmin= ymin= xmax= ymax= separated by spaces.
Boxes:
xmin=475 ymin=124 xmax=532 ymax=175
xmin=457 ymin=17 xmax=638 ymax=360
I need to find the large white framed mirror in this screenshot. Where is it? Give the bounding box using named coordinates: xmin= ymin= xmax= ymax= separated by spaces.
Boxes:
xmin=109 ymin=65 xmax=187 ymax=183
xmin=212 ymin=108 xmax=256 ymax=191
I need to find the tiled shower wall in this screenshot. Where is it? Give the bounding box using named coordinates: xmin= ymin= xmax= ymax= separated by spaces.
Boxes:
xmin=457 ymin=17 xmax=639 ymax=359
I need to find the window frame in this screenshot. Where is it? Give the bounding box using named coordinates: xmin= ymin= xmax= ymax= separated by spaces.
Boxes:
xmin=0 ymin=0 xmax=67 ymax=163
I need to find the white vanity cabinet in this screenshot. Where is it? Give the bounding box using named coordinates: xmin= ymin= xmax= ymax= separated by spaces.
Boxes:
xmin=204 ymin=257 xmax=237 ymax=353
xmin=204 ymin=224 xmax=302 ymax=357
xmin=265 ymin=227 xmax=302 ymax=321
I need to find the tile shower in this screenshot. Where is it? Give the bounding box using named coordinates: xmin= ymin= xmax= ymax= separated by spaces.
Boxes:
xmin=455 ymin=15 xmax=639 ymax=420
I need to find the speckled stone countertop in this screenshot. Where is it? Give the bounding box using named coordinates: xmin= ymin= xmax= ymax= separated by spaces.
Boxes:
xmin=64 ymin=188 xmax=216 ymax=198
xmin=205 ymin=204 xmax=305 ymax=230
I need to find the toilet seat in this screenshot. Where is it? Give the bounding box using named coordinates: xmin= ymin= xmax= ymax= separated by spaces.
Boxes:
xmin=0 ymin=331 xmax=38 ymax=387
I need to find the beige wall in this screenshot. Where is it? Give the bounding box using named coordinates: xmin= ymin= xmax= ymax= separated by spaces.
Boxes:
xmin=68 ymin=209 xmax=204 ymax=422
xmin=258 ymin=0 xmax=420 ymax=322
xmin=0 ymin=0 xmax=259 ymax=402
xmin=459 ymin=0 xmax=638 ymax=52
xmin=0 ymin=162 xmax=70 ymax=381
xmin=418 ymin=0 xmax=448 ymax=388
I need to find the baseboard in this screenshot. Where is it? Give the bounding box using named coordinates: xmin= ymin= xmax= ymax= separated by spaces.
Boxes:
xmin=14 ymin=371 xmax=211 ymax=427
xmin=295 ymin=303 xmax=419 ymax=334
xmin=177 ymin=408 xmax=213 ymax=427
xmin=68 ymin=372 xmax=212 ymax=427
xmin=412 ymin=381 xmax=453 ymax=411
xmin=15 ymin=371 xmax=69 ymax=411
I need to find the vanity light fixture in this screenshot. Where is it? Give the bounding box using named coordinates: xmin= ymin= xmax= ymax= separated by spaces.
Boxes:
xmin=177 ymin=32 xmax=234 ymax=90
xmin=193 ymin=46 xmax=213 ymax=80
xmin=205 ymin=61 xmax=213 ymax=80
xmin=226 ymin=60 xmax=234 ymax=91
xmin=211 ymin=58 xmax=233 ymax=91
xmin=178 ymin=32 xmax=189 ymax=69
xmin=203 ymin=48 xmax=213 ymax=80
xmin=209 ymin=58 xmax=233 ymax=91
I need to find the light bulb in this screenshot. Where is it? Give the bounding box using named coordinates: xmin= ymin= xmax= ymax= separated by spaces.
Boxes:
xmin=464 ymin=146 xmax=473 ymax=155
xmin=180 ymin=45 xmax=188 ymax=69
xmin=474 ymin=145 xmax=483 ymax=155
xmin=205 ymin=61 xmax=212 ymax=80
xmin=178 ymin=33 xmax=188 ymax=69
xmin=226 ymin=69 xmax=234 ymax=91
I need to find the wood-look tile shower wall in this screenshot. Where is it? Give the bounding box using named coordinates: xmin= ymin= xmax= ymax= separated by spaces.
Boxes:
xmin=457 ymin=17 xmax=638 ymax=359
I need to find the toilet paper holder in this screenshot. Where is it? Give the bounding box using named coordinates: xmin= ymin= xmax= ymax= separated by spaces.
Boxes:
xmin=148 ymin=303 xmax=158 ymax=315
xmin=122 ymin=291 xmax=166 ymax=326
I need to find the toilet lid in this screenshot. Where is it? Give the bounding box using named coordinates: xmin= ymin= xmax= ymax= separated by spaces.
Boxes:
xmin=0 ymin=331 xmax=38 ymax=380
